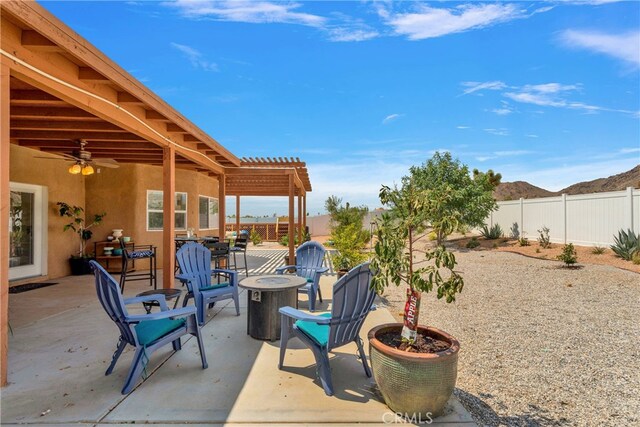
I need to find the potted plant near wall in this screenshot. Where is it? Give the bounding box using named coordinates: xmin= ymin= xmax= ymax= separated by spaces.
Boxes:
xmin=57 ymin=202 xmax=106 ymax=275
xmin=368 ymin=175 xmax=465 ymax=419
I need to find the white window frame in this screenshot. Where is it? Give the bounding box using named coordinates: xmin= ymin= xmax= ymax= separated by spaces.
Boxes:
xmin=198 ymin=195 xmax=219 ymax=230
xmin=146 ymin=190 xmax=188 ymax=231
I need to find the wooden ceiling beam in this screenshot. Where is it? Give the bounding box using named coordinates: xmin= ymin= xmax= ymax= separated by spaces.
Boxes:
xmin=145 ymin=110 xmax=170 ymax=121
xmin=17 ymin=140 xmax=159 ymax=150
xmin=11 ymin=129 xmax=145 ymax=141
xmin=117 ymin=92 xmax=145 ymax=106
xmin=9 ymin=106 xmax=99 ymax=120
xmin=10 ymin=119 xmax=126 ymax=132
xmin=183 ymin=134 xmax=200 ymax=142
xmin=78 ymin=67 xmax=109 ymax=83
xmin=21 ymin=30 xmax=62 ymax=52
xmin=166 ymin=123 xmax=188 ymax=133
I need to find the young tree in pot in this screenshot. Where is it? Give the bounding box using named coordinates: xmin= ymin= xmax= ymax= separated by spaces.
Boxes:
xmin=368 ymin=175 xmax=465 ymax=419
xmin=57 ymin=202 xmax=106 ymax=275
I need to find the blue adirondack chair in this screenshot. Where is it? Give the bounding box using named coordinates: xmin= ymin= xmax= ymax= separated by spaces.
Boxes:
xmin=91 ymin=261 xmax=208 ymax=395
xmin=175 ymin=242 xmax=240 ymax=326
xmin=278 ymin=262 xmax=376 ymax=396
xmin=275 ymin=240 xmax=329 ymax=311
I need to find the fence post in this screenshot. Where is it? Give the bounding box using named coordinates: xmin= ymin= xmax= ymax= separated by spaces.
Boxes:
xmin=562 ymin=193 xmax=567 ymax=244
xmin=627 ymin=187 xmax=634 ymax=232
xmin=519 ymin=198 xmax=524 ymax=236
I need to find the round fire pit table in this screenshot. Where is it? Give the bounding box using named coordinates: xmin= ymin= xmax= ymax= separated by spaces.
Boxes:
xmin=239 ymin=275 xmax=307 ymax=341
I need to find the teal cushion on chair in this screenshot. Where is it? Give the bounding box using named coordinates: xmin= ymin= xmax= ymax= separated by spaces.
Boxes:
xmin=200 ymin=282 xmax=230 ymax=292
xmin=305 ymin=277 xmax=314 ymax=283
xmin=134 ymin=318 xmax=186 ymax=346
xmin=295 ymin=313 xmax=331 ymax=347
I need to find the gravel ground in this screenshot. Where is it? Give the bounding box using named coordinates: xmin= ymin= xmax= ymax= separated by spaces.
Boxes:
xmin=380 ymin=248 xmax=640 ymax=427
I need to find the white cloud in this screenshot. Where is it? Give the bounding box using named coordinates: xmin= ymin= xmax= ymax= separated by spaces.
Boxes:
xmin=494 ymin=150 xmax=532 ymax=156
xmin=382 ymin=113 xmax=403 ymax=125
xmin=484 ymin=128 xmax=510 ymax=136
xmin=327 ymin=27 xmax=379 ymax=42
xmin=166 ymin=0 xmax=326 ymax=27
xmin=560 ymin=30 xmax=640 ymax=67
xmin=461 ymin=81 xmax=507 ymax=95
xmin=383 ymin=3 xmax=526 ymax=40
xmin=619 ymin=147 xmax=640 ymax=154
xmin=492 ymin=108 xmax=513 ymax=116
xmin=476 ymin=156 xmax=496 ymax=162
xmin=457 ymin=125 xmax=470 ymax=129
xmin=526 ymin=134 xmax=539 ymax=138
xmin=170 ymin=43 xmax=219 ymax=71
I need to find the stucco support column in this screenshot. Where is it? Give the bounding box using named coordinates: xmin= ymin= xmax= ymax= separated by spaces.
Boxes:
xmin=288 ymin=173 xmax=295 ymax=263
xmin=236 ymin=195 xmax=240 ymax=234
xmin=162 ymin=146 xmax=175 ymax=289
xmin=218 ymin=174 xmax=226 ymax=239
xmin=1 ymin=61 xmax=10 ymax=386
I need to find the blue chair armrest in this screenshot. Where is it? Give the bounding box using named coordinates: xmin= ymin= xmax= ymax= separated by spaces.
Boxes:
xmin=127 ymin=306 xmax=197 ymax=323
xmin=211 ymin=269 xmax=237 ymax=278
xmin=124 ymin=294 xmax=169 ymax=311
xmin=279 ymin=306 xmax=331 ymax=324
xmin=176 ymin=273 xmax=196 ymax=283
xmin=275 ymin=265 xmax=297 ymax=274
xmin=316 ymin=267 xmax=329 ymax=274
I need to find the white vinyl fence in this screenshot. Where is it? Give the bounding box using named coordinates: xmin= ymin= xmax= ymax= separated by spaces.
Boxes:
xmin=488 ymin=187 xmax=639 ymax=247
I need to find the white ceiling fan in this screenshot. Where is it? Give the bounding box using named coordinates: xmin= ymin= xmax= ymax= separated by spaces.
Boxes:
xmin=34 ymin=139 xmax=119 ymax=175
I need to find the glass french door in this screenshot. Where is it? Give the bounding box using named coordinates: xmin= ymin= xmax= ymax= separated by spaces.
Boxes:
xmin=9 ymin=183 xmax=47 ymax=280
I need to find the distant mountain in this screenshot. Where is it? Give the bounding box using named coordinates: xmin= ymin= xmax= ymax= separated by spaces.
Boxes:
xmin=560 ymin=164 xmax=640 ymax=195
xmin=494 ymin=165 xmax=640 ymax=201
xmin=494 ymin=181 xmax=555 ymax=201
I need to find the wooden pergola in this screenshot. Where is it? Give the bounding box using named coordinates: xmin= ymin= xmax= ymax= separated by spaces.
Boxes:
xmin=0 ymin=1 xmax=312 ymax=386
xmin=225 ymin=157 xmax=312 ymax=263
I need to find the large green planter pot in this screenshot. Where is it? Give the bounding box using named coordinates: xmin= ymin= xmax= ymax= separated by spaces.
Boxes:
xmin=368 ymin=323 xmax=460 ymax=418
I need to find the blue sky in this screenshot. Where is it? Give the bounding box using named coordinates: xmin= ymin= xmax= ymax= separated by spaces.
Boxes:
xmin=43 ymin=1 xmax=640 ymax=216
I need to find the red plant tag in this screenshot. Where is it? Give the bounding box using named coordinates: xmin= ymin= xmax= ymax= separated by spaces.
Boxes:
xmin=402 ymin=289 xmax=421 ymax=341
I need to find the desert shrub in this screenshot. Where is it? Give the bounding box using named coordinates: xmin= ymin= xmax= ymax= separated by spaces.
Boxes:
xmin=480 ymin=224 xmax=503 ymax=239
xmin=591 ymin=246 xmax=606 ymax=255
xmin=535 ymin=248 xmax=541 ymax=253
xmin=492 ymin=242 xmax=499 ymax=249
xmin=557 ymin=243 xmax=578 ymax=267
xmin=427 ymin=231 xmax=437 ymax=241
xmin=519 ymin=237 xmax=530 ymax=246
xmin=537 ymin=226 xmax=551 ymax=248
xmin=610 ymin=229 xmax=640 ymax=261
xmin=465 ymin=237 xmax=480 ymax=248
xmin=279 ymin=234 xmax=299 ymax=247
xmin=331 ymin=223 xmax=368 ymax=270
xmin=510 ymin=222 xmax=520 ymax=239
xmin=250 ymin=229 xmax=262 ymax=246
xmin=633 ymin=252 xmax=640 ymax=265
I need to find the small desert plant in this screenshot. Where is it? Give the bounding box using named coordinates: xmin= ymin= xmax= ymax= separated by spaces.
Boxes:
xmin=633 ymin=252 xmax=640 ymax=265
xmin=537 ymin=226 xmax=551 ymax=248
xmin=610 ymin=229 xmax=640 ymax=261
xmin=535 ymin=248 xmax=541 ymax=253
xmin=427 ymin=231 xmax=438 ymax=241
xmin=591 ymin=246 xmax=606 ymax=255
xmin=557 ymin=243 xmax=578 ymax=267
xmin=249 ymin=229 xmax=262 ymax=246
xmin=518 ymin=236 xmax=530 ymax=246
xmin=465 ymin=237 xmax=480 ymax=248
xmin=510 ymin=222 xmax=520 ymax=239
xmin=480 ymin=223 xmax=503 ymax=239
xmin=279 ymin=234 xmax=299 ymax=247
xmin=492 ymin=242 xmax=499 ymax=249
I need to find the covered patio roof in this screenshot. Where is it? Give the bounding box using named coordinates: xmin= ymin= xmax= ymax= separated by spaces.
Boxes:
xmin=0 ymin=1 xmax=313 ymax=386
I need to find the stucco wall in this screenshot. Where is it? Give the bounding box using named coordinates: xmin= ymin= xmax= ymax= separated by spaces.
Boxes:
xmin=86 ymin=163 xmax=220 ymax=265
xmin=9 ymin=144 xmax=85 ymax=282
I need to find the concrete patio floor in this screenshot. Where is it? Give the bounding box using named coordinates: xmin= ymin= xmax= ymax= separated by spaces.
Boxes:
xmin=2 ymin=264 xmax=475 ymax=426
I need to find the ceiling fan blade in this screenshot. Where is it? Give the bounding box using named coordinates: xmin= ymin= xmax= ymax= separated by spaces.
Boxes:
xmin=34 ymin=152 xmax=79 ymax=161
xmin=93 ymin=158 xmax=119 ymax=168
xmin=33 ymin=156 xmax=73 ymax=162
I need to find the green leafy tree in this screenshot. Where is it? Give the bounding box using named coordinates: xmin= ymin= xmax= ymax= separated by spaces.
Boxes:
xmin=371 ymin=173 xmax=464 ymax=347
xmin=57 ymin=202 xmax=106 ymax=258
xmin=410 ymin=152 xmax=500 ymax=244
xmin=325 ymin=196 xmax=370 ymax=270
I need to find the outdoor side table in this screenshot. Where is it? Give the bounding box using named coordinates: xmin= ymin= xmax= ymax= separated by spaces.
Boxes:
xmin=239 ymin=275 xmax=307 ymax=341
xmin=135 ymin=288 xmax=182 ymax=314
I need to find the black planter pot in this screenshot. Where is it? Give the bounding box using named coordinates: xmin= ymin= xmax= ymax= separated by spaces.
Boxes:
xmin=69 ymin=257 xmax=94 ymax=275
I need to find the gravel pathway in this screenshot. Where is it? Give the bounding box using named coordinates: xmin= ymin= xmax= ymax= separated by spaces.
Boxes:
xmin=380 ymin=249 xmax=639 ymax=426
